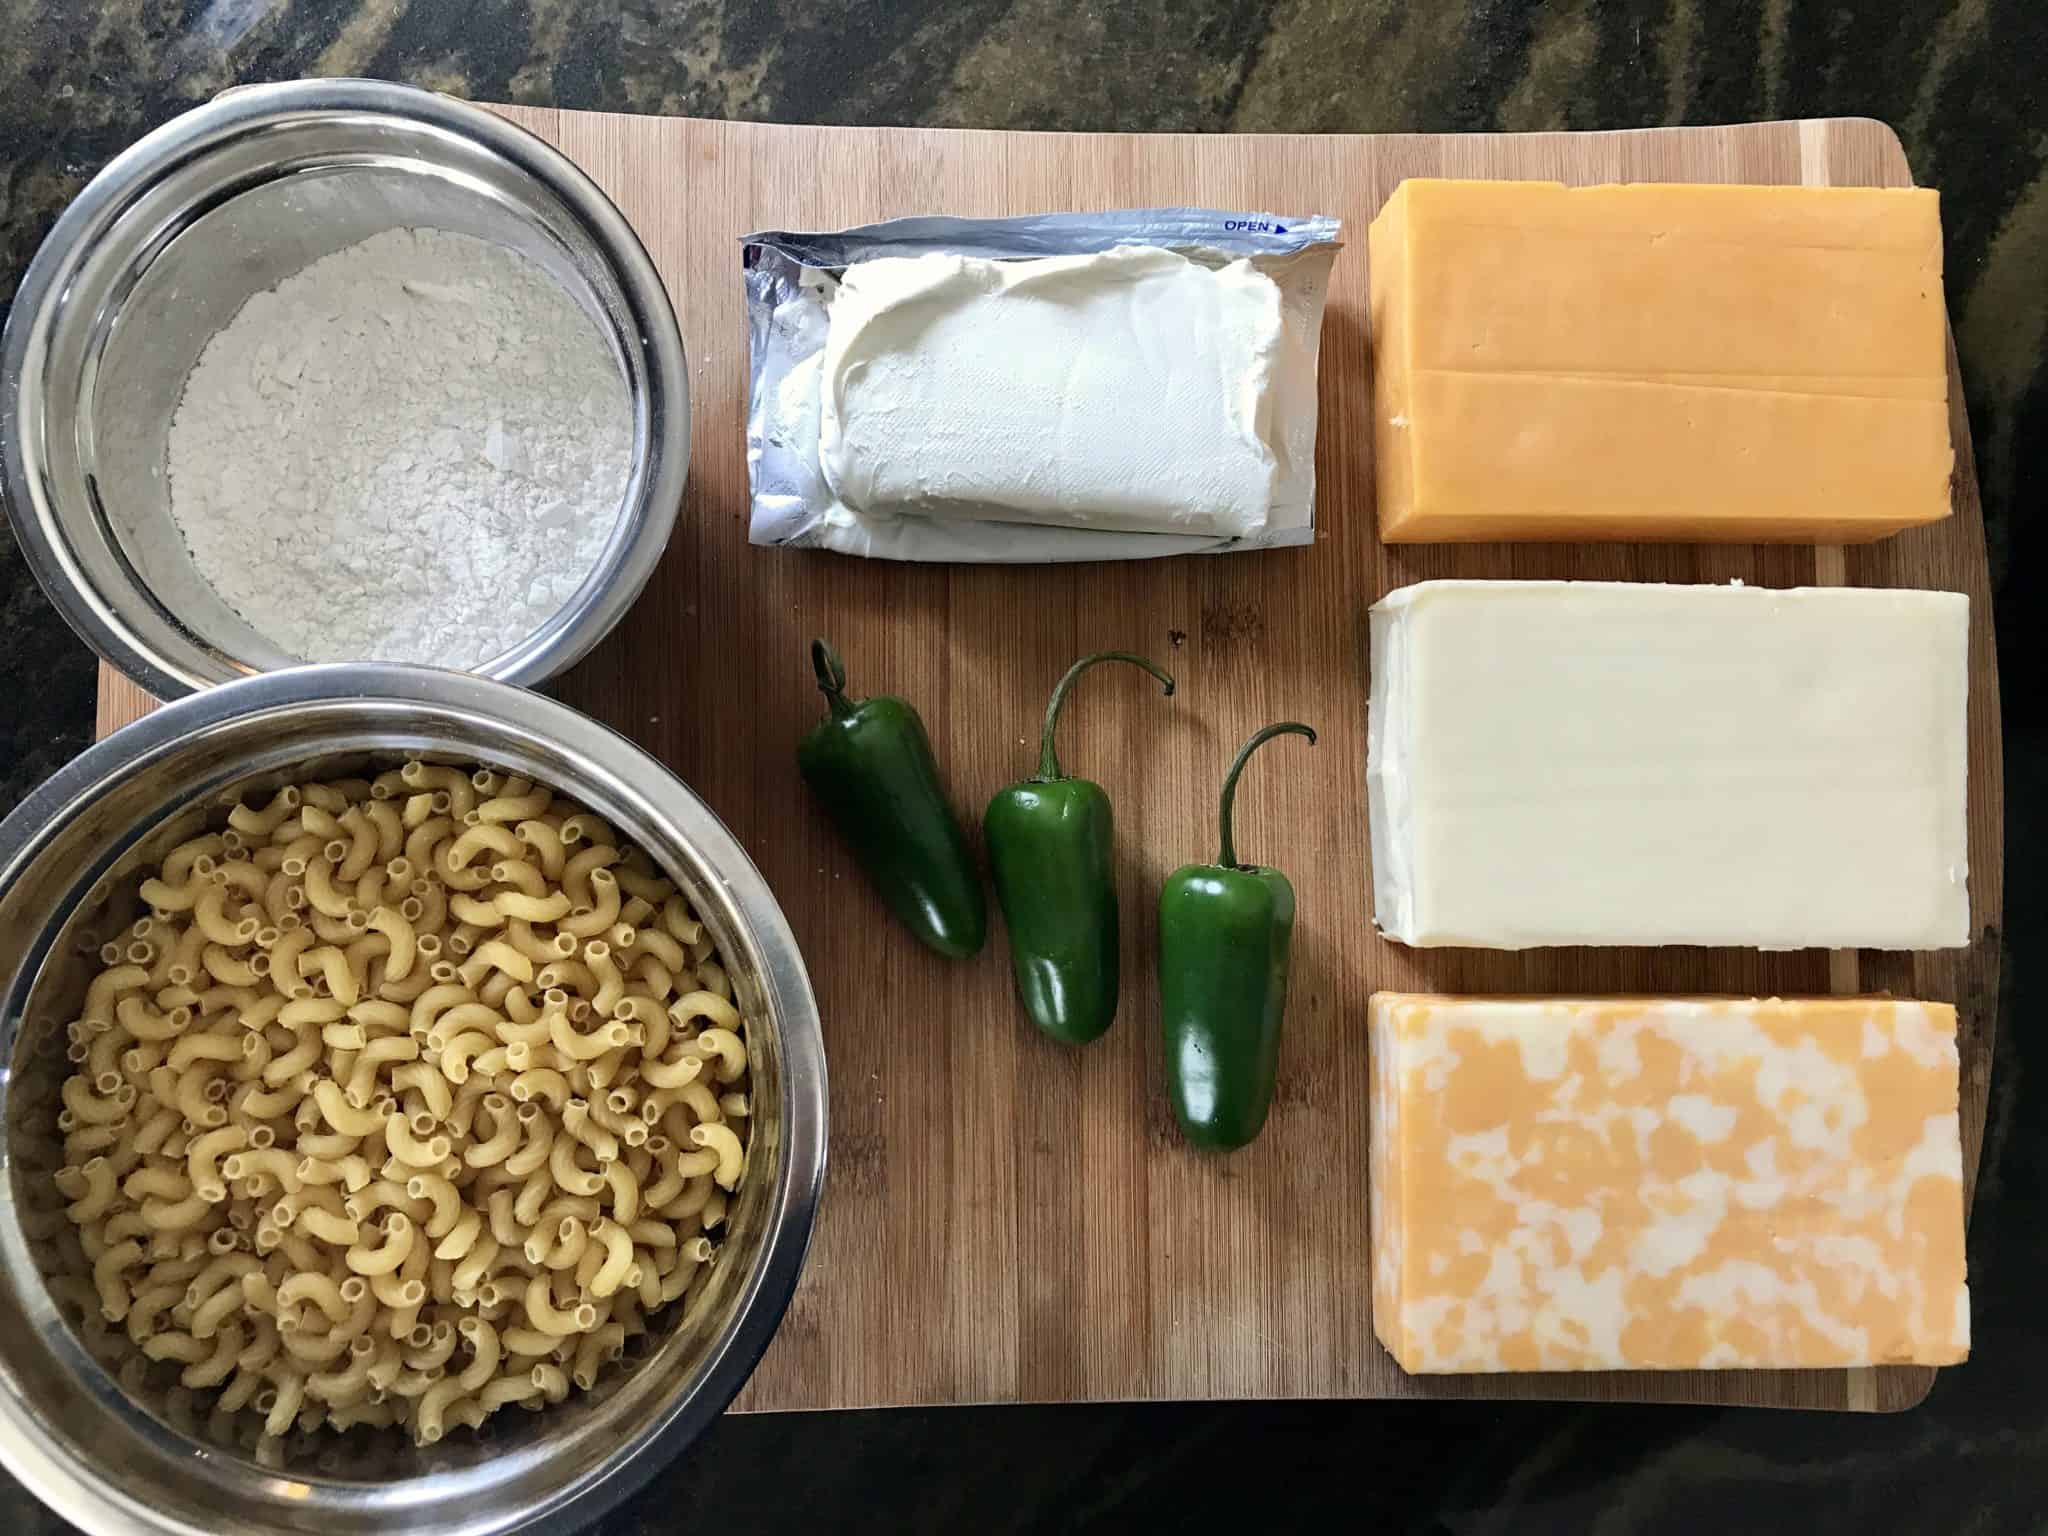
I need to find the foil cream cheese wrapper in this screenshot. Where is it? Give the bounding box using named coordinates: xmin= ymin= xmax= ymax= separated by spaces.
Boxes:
xmin=743 ymin=209 xmax=1343 ymax=562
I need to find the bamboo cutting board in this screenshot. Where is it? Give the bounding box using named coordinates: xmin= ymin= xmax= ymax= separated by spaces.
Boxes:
xmin=95 ymin=114 xmax=2003 ymax=1413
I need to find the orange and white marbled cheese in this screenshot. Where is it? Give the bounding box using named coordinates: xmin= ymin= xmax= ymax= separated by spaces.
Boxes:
xmin=1368 ymin=995 xmax=1969 ymax=1373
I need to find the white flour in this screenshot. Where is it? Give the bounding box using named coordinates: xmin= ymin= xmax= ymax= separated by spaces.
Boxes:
xmin=166 ymin=226 xmax=632 ymax=668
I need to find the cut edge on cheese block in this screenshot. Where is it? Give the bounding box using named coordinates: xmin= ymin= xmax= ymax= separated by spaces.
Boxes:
xmin=1367 ymin=179 xmax=1955 ymax=543
xmin=1367 ymin=994 xmax=1970 ymax=1375
xmin=1364 ymin=580 xmax=1971 ymax=952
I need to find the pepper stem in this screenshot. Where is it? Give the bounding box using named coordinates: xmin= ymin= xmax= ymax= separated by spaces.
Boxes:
xmin=1036 ymin=651 xmax=1175 ymax=780
xmin=811 ymin=639 xmax=856 ymax=722
xmin=1218 ymin=722 xmax=1316 ymax=869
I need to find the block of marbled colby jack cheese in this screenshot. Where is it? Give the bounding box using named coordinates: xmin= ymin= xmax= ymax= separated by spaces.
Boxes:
xmin=1368 ymin=179 xmax=1953 ymax=542
xmin=1368 ymin=995 xmax=1969 ymax=1373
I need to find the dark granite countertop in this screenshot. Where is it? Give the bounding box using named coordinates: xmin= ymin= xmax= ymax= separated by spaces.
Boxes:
xmin=2 ymin=3 xmax=2044 ymax=1532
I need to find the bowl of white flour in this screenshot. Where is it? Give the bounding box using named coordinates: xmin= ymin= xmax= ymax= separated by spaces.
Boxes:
xmin=2 ymin=80 xmax=689 ymax=697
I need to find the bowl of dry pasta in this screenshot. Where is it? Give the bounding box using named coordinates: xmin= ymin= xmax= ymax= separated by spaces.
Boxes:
xmin=0 ymin=664 xmax=826 ymax=1536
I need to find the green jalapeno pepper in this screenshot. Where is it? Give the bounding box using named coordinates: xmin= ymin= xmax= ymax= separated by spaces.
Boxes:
xmin=984 ymin=651 xmax=1175 ymax=1044
xmin=1159 ymin=721 xmax=1316 ymax=1150
xmin=798 ymin=639 xmax=986 ymax=960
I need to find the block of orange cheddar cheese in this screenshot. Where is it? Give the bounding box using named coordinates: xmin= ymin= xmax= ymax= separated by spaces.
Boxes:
xmin=1368 ymin=180 xmax=1954 ymax=542
xmin=1368 ymin=994 xmax=1969 ymax=1373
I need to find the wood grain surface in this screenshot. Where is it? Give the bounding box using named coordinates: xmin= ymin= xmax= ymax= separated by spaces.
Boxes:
xmin=94 ymin=113 xmax=2002 ymax=1414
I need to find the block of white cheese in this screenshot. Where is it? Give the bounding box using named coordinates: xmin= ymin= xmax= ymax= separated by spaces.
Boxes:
xmin=817 ymin=246 xmax=1283 ymax=538
xmin=1366 ymin=581 xmax=1970 ymax=950
xmin=1369 ymin=994 xmax=1970 ymax=1373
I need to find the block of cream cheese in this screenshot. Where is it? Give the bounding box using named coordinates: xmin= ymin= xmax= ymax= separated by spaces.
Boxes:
xmin=745 ymin=210 xmax=1340 ymax=561
xmin=1368 ymin=994 xmax=1971 ymax=1373
xmin=1366 ymin=581 xmax=1969 ymax=950
xmin=1369 ymin=179 xmax=1953 ymax=542
xmin=818 ymin=246 xmax=1282 ymax=538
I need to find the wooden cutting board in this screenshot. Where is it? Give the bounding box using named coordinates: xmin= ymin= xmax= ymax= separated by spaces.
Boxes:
xmin=95 ymin=113 xmax=2002 ymax=1414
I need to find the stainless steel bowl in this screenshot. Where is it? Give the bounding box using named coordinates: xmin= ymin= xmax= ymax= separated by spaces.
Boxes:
xmin=0 ymin=666 xmax=825 ymax=1536
xmin=0 ymin=80 xmax=689 ymax=698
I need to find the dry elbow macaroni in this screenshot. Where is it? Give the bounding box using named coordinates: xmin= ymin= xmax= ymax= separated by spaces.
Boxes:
xmin=51 ymin=764 xmax=751 ymax=1446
